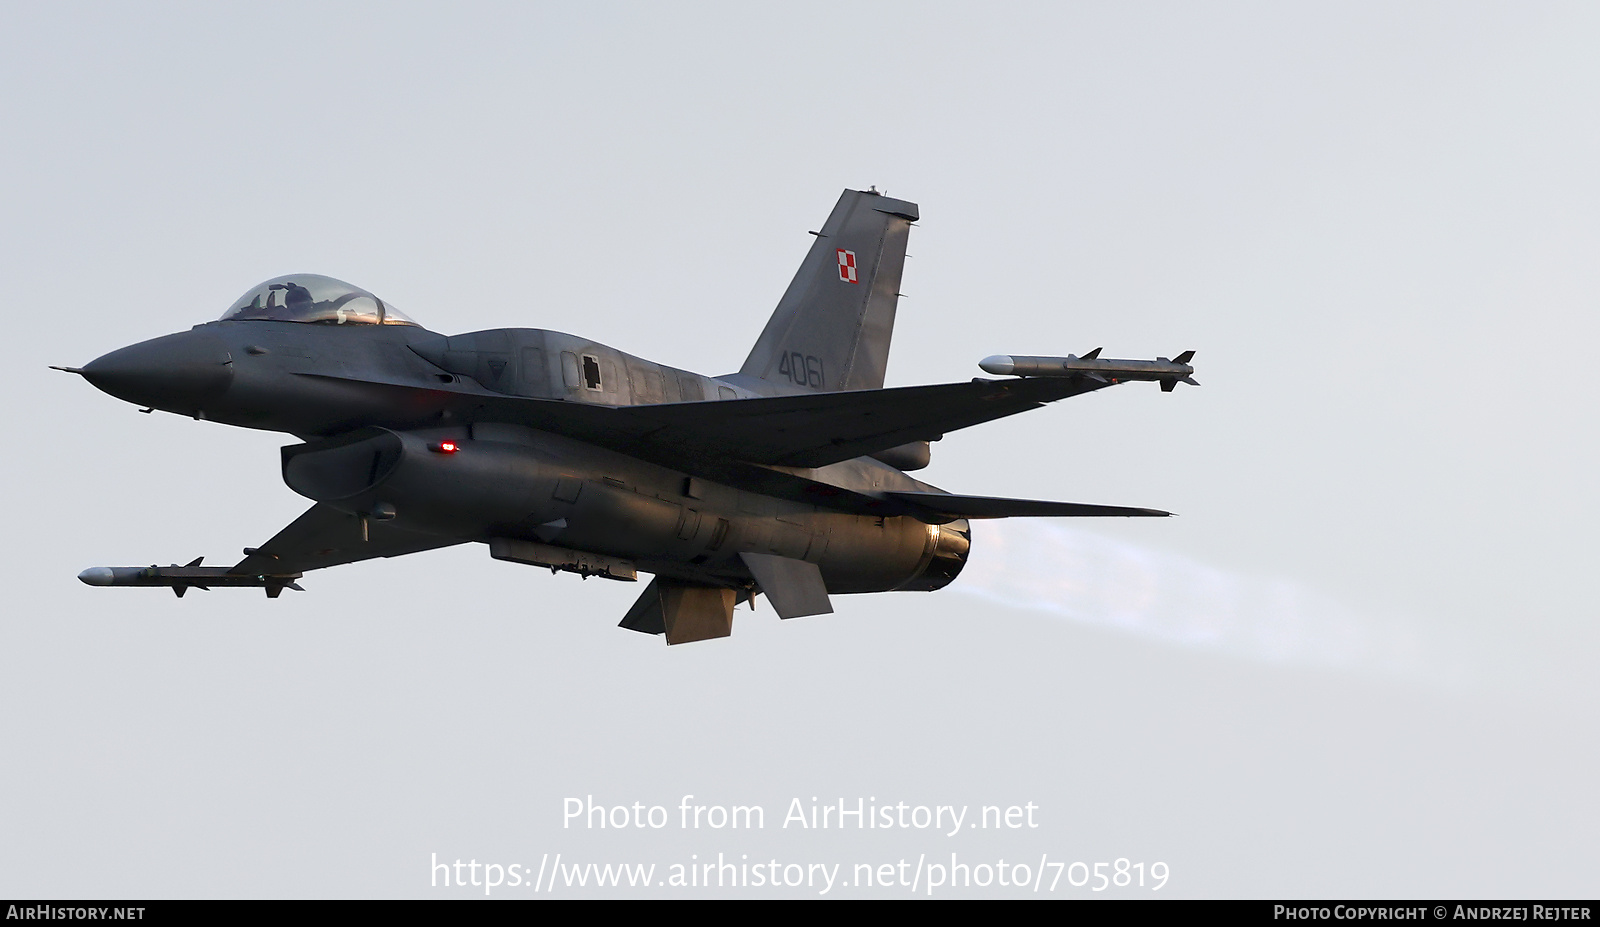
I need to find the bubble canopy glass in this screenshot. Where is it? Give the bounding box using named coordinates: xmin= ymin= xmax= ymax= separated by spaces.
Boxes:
xmin=219 ymin=275 xmax=418 ymax=327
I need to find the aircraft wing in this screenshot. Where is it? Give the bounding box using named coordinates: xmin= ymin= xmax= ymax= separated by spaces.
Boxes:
xmin=593 ymin=376 xmax=1107 ymax=468
xmin=231 ymin=503 xmax=466 ymax=576
xmin=295 ymin=372 xmax=1111 ymax=487
xmin=345 ymin=373 xmax=1109 ymax=470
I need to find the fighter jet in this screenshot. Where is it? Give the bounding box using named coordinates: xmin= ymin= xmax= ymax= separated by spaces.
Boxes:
xmin=60 ymin=189 xmax=1197 ymax=644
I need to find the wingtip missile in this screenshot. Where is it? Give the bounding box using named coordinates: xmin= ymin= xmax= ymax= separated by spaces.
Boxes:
xmin=978 ymin=350 xmax=1198 ymax=389
xmin=77 ymin=563 xmax=305 ymax=597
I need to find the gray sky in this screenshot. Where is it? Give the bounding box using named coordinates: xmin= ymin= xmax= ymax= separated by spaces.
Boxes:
xmin=3 ymin=2 xmax=1596 ymax=898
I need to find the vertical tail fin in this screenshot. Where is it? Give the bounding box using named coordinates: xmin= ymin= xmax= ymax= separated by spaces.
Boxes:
xmin=740 ymin=188 xmax=918 ymax=392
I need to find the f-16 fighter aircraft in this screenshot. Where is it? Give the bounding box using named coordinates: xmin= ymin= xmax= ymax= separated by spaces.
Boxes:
xmin=60 ymin=189 xmax=1197 ymax=644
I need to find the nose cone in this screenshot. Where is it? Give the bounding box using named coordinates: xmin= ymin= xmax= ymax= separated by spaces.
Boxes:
xmin=78 ymin=567 xmax=115 ymax=586
xmin=82 ymin=330 xmax=233 ymax=412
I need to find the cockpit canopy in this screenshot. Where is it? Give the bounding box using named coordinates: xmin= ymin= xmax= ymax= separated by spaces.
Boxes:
xmin=219 ymin=275 xmax=418 ymax=327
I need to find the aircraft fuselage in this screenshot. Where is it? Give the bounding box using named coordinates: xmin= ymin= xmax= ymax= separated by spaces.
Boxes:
xmin=82 ymin=319 xmax=969 ymax=597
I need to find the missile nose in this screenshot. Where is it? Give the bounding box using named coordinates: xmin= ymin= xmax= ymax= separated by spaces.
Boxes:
xmin=82 ymin=330 xmax=233 ymax=413
xmin=78 ymin=567 xmax=115 ymax=586
xmin=978 ymin=355 xmax=1016 ymax=376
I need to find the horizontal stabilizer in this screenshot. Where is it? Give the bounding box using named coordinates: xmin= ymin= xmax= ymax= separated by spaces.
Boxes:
xmin=739 ymin=552 xmax=833 ymax=619
xmin=883 ymin=491 xmax=1172 ymax=520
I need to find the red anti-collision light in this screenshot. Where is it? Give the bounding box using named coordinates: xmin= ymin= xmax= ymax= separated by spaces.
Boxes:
xmin=430 ymin=441 xmax=459 ymax=454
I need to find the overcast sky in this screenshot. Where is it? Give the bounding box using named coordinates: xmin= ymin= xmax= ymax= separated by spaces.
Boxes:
xmin=3 ymin=2 xmax=1596 ymax=898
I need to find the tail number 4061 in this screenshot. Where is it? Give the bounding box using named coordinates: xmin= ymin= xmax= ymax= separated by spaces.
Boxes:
xmin=778 ymin=351 xmax=824 ymax=388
